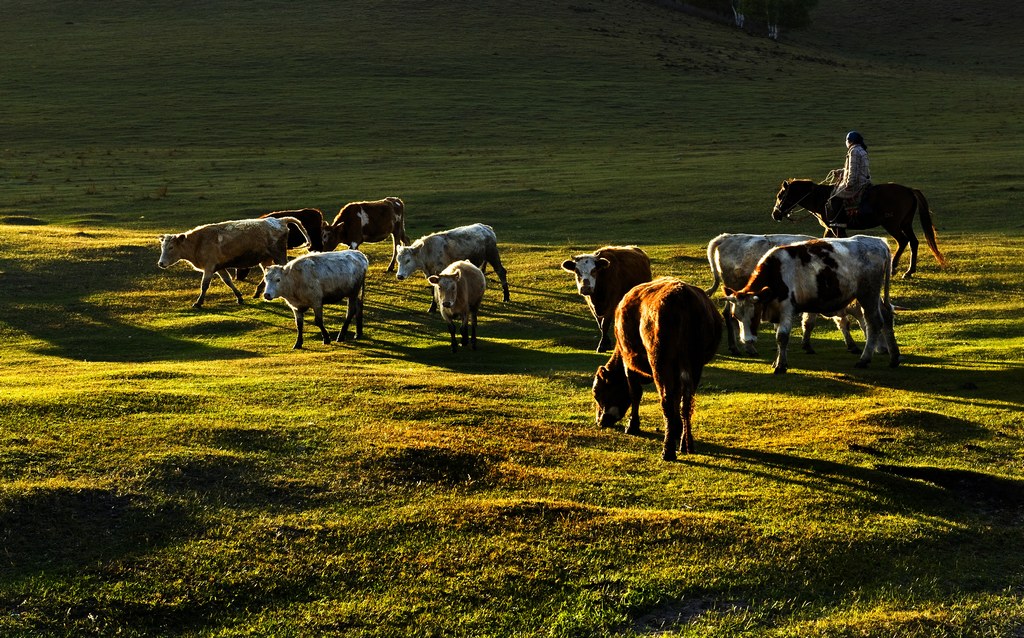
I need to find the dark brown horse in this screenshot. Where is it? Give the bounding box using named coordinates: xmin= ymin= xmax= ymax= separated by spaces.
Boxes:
xmin=771 ymin=179 xmax=946 ymax=278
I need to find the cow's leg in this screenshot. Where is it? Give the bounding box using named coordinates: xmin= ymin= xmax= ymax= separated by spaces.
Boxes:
xmin=880 ymin=301 xmax=900 ymax=367
xmin=854 ymin=297 xmax=883 ymax=368
xmin=487 ymin=247 xmax=511 ymax=302
xmin=460 ymin=313 xmax=470 ymax=347
xmin=353 ymin=292 xmax=364 ymax=340
xmin=386 ymin=234 xmax=398 ymax=272
xmin=680 ymin=388 xmax=696 ymax=455
xmin=214 ymin=270 xmax=245 ymax=305
xmin=469 ymin=308 xmax=478 ymax=350
xmin=723 ymin=303 xmax=743 ymax=356
xmin=192 ymin=272 xmax=215 ymax=308
xmin=292 ymin=308 xmax=305 ymax=349
xmin=447 ymin=320 xmax=459 ymax=353
xmin=772 ymin=312 xmax=793 ymax=374
xmin=596 ymin=315 xmax=612 ymax=353
xmin=623 ymin=371 xmax=644 ymax=436
xmin=338 ymin=295 xmax=357 ymax=341
xmin=659 ymin=382 xmax=684 ymax=462
xmin=800 ymin=313 xmax=817 ymax=354
xmin=835 ymin=313 xmax=861 ymax=353
xmin=312 ymin=305 xmax=332 ymax=344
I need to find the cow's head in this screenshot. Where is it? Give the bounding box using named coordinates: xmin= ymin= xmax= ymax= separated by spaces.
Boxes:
xmin=427 ymin=270 xmax=461 ymax=309
xmin=322 ymin=222 xmax=345 ymax=252
xmin=723 ymin=286 xmax=773 ymax=347
xmin=561 ymin=254 xmax=610 ymax=297
xmin=592 ymin=362 xmax=631 ymax=428
xmin=156 ymin=234 xmax=186 ymax=269
xmin=395 ymin=244 xmax=420 ymax=281
xmin=262 ymin=265 xmax=286 ymax=301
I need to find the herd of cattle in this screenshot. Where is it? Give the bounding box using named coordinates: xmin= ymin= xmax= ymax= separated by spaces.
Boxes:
xmin=157 ymin=196 xmax=905 ymax=461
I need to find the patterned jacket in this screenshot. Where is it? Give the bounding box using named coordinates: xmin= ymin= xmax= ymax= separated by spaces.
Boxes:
xmin=834 ymin=145 xmax=871 ymax=199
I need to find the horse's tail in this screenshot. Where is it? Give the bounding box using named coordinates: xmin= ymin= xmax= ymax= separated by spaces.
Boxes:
xmin=913 ymin=188 xmax=947 ymax=266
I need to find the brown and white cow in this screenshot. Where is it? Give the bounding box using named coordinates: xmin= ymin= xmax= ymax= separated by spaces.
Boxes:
xmin=561 ymin=245 xmax=652 ymax=353
xmin=593 ymin=277 xmax=723 ymax=461
xmin=322 ymin=197 xmax=409 ymax=271
xmin=157 ymin=217 xmax=312 ymax=308
xmin=427 ymin=260 xmax=487 ymax=353
xmin=234 ymin=208 xmax=326 ymax=282
xmin=396 ymin=223 xmax=510 ymax=311
xmin=724 ymin=236 xmax=900 ymax=374
xmin=706 ymin=232 xmax=867 ymax=356
xmin=262 ymin=250 xmax=369 ymax=349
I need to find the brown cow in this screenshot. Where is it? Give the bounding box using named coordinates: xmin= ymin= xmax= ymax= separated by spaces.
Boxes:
xmin=235 ymin=208 xmax=325 ymax=282
xmin=322 ymin=196 xmax=409 ymax=271
xmin=157 ymin=217 xmax=311 ymax=308
xmin=561 ymin=245 xmax=652 ymax=352
xmin=593 ymin=277 xmax=723 ymax=461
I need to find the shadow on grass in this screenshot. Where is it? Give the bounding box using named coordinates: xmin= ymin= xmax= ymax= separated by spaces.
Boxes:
xmin=0 ymin=486 xmax=194 ymax=579
xmin=0 ymin=243 xmax=252 ymax=362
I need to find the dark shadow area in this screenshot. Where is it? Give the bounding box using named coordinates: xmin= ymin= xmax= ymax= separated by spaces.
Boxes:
xmin=0 ymin=243 xmax=253 ymax=362
xmin=0 ymin=486 xmax=194 ymax=579
xmin=875 ymin=464 xmax=1024 ymax=509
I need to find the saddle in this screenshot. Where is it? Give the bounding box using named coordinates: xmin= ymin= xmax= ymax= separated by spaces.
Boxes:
xmin=828 ymin=185 xmax=876 ymax=229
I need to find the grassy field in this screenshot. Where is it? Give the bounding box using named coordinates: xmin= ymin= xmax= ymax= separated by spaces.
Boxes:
xmin=2 ymin=0 xmax=1024 ymax=636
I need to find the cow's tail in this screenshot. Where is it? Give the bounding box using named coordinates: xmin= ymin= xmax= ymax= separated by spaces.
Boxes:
xmin=704 ymin=240 xmax=722 ymax=296
xmin=388 ymin=197 xmax=410 ymax=245
xmin=279 ymin=216 xmax=314 ymax=249
xmin=913 ymin=189 xmax=947 ymax=267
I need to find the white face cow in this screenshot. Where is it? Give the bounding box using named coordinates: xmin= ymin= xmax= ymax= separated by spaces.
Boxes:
xmin=724 ymin=288 xmax=772 ymax=350
xmin=561 ymin=254 xmax=610 ymax=297
xmin=156 ymin=234 xmax=186 ymax=269
xmin=395 ymin=244 xmax=420 ymax=281
xmin=261 ymin=265 xmax=286 ymax=301
xmin=428 ymin=270 xmax=462 ymax=309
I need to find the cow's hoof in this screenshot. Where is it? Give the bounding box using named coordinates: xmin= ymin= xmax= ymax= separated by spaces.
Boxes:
xmin=889 ymin=357 xmax=901 ymax=368
xmin=744 ymin=347 xmax=759 ymax=356
xmin=624 ymin=425 xmax=641 ymax=436
xmin=292 ymin=345 xmax=304 ymax=350
xmin=802 ymin=345 xmax=816 ymax=354
xmin=773 ymin=366 xmax=787 ymax=375
xmin=854 ymin=360 xmax=870 ymax=368
xmin=848 ymin=346 xmax=862 ymax=354
xmin=728 ymin=346 xmax=742 ymax=356
xmin=662 ymin=449 xmax=678 ymax=462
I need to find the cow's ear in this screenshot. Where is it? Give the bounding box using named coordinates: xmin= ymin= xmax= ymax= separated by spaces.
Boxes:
xmin=176 ymin=234 xmax=186 ymax=241
xmin=594 ymin=258 xmax=611 ymax=271
xmin=453 ymin=270 xmax=462 ymax=281
xmin=560 ymin=259 xmax=576 ymax=272
xmin=427 ymin=275 xmax=440 ymax=285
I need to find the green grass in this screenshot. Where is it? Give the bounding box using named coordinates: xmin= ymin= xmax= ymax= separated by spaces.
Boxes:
xmin=2 ymin=0 xmax=1024 ymax=636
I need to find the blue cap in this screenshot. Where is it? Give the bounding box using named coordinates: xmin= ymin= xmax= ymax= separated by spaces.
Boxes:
xmin=846 ymin=131 xmax=864 ymax=145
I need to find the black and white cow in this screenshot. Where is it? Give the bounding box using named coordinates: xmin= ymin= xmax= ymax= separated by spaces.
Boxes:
xmin=707 ymin=232 xmax=872 ymax=357
xmin=723 ymin=236 xmax=899 ymax=373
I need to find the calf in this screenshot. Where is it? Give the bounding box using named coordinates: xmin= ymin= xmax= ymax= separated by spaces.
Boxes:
xmin=322 ymin=196 xmax=409 ymax=271
xmin=235 ymin=208 xmax=326 ymax=282
xmin=157 ymin=217 xmax=312 ymax=308
xmin=396 ymin=223 xmax=510 ymax=311
xmin=261 ymin=250 xmax=369 ymax=349
xmin=724 ymin=236 xmax=900 ymax=374
xmin=706 ymin=232 xmax=864 ymax=355
xmin=593 ymin=277 xmax=723 ymax=461
xmin=561 ymin=245 xmax=652 ymax=352
xmin=427 ymin=260 xmax=486 ymax=353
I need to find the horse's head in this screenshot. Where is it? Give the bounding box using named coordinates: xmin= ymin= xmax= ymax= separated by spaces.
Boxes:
xmin=771 ymin=179 xmax=809 ymax=221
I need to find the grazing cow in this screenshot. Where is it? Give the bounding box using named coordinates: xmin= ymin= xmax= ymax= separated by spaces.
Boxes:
xmin=427 ymin=260 xmax=486 ymax=353
xmin=396 ymin=223 xmax=510 ymax=311
xmin=706 ymin=232 xmax=865 ymax=356
xmin=235 ymin=208 xmax=326 ymax=282
xmin=157 ymin=217 xmax=312 ymax=308
xmin=322 ymin=197 xmax=409 ymax=271
xmin=724 ymin=236 xmax=900 ymax=374
xmin=262 ymin=250 xmax=369 ymax=349
xmin=560 ymin=245 xmax=652 ymax=353
xmin=593 ymin=277 xmax=723 ymax=461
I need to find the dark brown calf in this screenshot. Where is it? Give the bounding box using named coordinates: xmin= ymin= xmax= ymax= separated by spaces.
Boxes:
xmin=323 ymin=197 xmax=410 ymax=271
xmin=593 ymin=278 xmax=723 ymax=461
xmin=235 ymin=208 xmax=325 ymax=281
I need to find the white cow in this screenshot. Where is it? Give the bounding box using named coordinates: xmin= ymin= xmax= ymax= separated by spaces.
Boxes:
xmin=396 ymin=223 xmax=510 ymax=311
xmin=262 ymin=250 xmax=369 ymax=349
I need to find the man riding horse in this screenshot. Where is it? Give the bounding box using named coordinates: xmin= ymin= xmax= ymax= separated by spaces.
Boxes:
xmin=825 ymin=130 xmax=872 ymax=228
